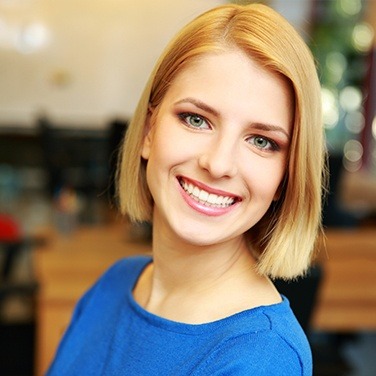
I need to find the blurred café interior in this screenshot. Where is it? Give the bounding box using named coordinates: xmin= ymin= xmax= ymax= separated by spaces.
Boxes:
xmin=0 ymin=0 xmax=375 ymax=375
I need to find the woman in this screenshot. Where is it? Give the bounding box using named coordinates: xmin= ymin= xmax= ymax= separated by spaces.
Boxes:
xmin=47 ymin=3 xmax=325 ymax=375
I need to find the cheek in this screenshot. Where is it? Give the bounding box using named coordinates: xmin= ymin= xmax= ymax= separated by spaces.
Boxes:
xmin=149 ymin=125 xmax=197 ymax=165
xmin=243 ymin=160 xmax=286 ymax=200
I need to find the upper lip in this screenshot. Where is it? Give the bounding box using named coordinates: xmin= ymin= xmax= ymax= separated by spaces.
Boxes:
xmin=178 ymin=176 xmax=241 ymax=200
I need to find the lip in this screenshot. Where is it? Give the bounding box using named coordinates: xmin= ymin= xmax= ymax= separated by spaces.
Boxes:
xmin=179 ymin=176 xmax=240 ymax=198
xmin=177 ymin=176 xmax=241 ymax=217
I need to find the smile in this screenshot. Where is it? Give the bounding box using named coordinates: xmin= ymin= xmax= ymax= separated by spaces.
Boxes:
xmin=178 ymin=177 xmax=238 ymax=208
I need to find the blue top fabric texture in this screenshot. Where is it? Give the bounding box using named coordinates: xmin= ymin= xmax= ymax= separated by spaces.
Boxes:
xmin=47 ymin=256 xmax=312 ymax=375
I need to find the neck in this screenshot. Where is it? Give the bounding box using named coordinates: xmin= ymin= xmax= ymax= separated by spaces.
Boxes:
xmin=132 ymin=220 xmax=280 ymax=324
xmin=151 ymin=228 xmax=255 ymax=294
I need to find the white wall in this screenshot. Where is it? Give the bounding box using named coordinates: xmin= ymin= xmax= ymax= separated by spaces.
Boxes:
xmin=0 ymin=0 xmax=224 ymax=129
xmin=0 ymin=0 xmax=311 ymax=130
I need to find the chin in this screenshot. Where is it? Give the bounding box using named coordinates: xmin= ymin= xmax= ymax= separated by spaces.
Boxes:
xmin=172 ymin=225 xmax=240 ymax=249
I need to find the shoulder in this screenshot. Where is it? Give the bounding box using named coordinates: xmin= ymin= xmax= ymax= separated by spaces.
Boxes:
xmin=89 ymin=255 xmax=152 ymax=291
xmin=204 ymin=331 xmax=309 ymax=376
xmin=200 ymin=298 xmax=312 ymax=376
xmin=98 ymin=255 xmax=152 ymax=285
xmin=47 ymin=256 xmax=152 ymax=374
xmin=73 ymin=255 xmax=152 ymax=318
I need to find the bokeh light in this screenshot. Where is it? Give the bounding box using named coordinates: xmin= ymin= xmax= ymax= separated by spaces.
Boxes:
xmin=343 ymin=139 xmax=363 ymax=171
xmin=0 ymin=19 xmax=50 ymax=53
xmin=325 ymin=52 xmax=347 ymax=84
xmin=322 ymin=87 xmax=339 ymax=129
xmin=339 ymin=86 xmax=363 ymax=112
xmin=16 ymin=22 xmax=50 ymax=53
xmin=337 ymin=0 xmax=362 ymax=17
xmin=345 ymin=111 xmax=365 ymax=134
xmin=352 ymin=22 xmax=374 ymax=53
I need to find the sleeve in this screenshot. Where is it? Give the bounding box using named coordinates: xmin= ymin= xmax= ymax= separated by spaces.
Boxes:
xmin=198 ymin=331 xmax=310 ymax=376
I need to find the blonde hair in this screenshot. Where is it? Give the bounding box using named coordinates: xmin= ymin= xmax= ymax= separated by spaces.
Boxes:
xmin=118 ymin=4 xmax=326 ymax=280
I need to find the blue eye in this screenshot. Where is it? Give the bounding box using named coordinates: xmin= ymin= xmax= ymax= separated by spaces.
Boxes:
xmin=248 ymin=136 xmax=279 ymax=151
xmin=179 ymin=113 xmax=210 ymax=129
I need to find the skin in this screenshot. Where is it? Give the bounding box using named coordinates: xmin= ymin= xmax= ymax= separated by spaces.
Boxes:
xmin=134 ymin=48 xmax=293 ymax=324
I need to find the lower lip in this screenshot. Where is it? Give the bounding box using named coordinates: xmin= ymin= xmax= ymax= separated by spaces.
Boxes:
xmin=177 ymin=180 xmax=238 ymax=217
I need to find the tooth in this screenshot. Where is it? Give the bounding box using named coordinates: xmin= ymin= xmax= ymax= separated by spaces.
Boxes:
xmin=215 ymin=196 xmax=224 ymax=205
xmin=181 ymin=179 xmax=236 ymax=207
xmin=199 ymin=190 xmax=208 ymax=201
xmin=207 ymin=193 xmax=217 ymax=204
xmin=193 ymin=186 xmax=200 ymax=197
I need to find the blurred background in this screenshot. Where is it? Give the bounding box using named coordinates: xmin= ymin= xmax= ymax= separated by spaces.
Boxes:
xmin=0 ymin=0 xmax=375 ymax=375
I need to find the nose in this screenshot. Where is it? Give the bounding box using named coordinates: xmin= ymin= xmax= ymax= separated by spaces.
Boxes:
xmin=198 ymin=134 xmax=238 ymax=179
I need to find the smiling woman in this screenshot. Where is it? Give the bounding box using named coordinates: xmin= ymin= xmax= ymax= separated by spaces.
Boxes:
xmin=121 ymin=4 xmax=324 ymax=280
xmin=46 ymin=3 xmax=325 ymax=376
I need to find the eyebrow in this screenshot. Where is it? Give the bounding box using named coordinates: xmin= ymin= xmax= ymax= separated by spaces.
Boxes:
xmin=251 ymin=122 xmax=291 ymax=140
xmin=174 ymin=97 xmax=220 ymax=117
xmin=174 ymin=97 xmax=290 ymax=140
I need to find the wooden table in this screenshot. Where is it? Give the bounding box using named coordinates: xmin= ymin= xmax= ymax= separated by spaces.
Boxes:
xmin=33 ymin=223 xmax=376 ymax=375
xmin=312 ymin=228 xmax=376 ymax=331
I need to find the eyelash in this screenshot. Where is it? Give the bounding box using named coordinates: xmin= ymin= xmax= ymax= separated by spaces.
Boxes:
xmin=247 ymin=136 xmax=280 ymax=152
xmin=178 ymin=112 xmax=210 ymax=130
xmin=178 ymin=112 xmax=280 ymax=152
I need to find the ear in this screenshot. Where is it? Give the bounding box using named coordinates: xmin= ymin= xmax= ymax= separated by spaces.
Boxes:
xmin=141 ymin=107 xmax=154 ymax=160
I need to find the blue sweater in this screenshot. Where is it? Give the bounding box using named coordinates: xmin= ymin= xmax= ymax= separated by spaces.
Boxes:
xmin=47 ymin=256 xmax=312 ymax=375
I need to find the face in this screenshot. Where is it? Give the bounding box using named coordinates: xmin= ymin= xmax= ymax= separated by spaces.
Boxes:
xmin=142 ymin=49 xmax=293 ymax=248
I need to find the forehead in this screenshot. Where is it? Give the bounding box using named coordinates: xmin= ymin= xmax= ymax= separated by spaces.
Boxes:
xmin=159 ymin=49 xmax=294 ymax=131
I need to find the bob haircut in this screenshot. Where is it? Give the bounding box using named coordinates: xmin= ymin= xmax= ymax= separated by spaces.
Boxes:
xmin=118 ymin=3 xmax=326 ymax=280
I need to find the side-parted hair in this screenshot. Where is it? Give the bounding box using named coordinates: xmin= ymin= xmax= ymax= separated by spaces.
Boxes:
xmin=118 ymin=3 xmax=326 ymax=280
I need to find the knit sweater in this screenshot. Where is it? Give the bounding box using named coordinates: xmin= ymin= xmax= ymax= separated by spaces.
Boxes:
xmin=47 ymin=256 xmax=312 ymax=375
